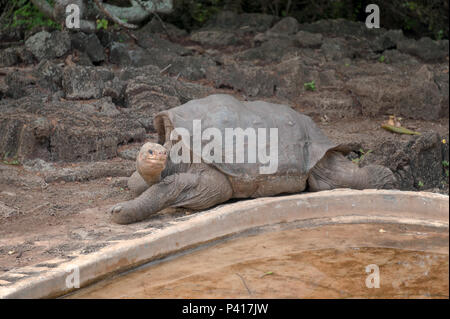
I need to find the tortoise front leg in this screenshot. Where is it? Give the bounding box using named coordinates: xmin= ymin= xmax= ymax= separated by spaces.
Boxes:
xmin=127 ymin=171 xmax=150 ymax=197
xmin=109 ymin=169 xmax=233 ymax=224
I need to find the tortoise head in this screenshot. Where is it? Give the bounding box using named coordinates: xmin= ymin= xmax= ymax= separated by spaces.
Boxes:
xmin=136 ymin=142 xmax=168 ymax=184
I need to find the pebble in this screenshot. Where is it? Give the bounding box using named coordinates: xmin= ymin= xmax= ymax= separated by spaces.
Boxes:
xmin=0 ymin=191 xmax=16 ymax=197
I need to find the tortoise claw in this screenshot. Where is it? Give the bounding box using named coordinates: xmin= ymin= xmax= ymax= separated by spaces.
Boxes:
xmin=108 ymin=205 xmax=123 ymax=215
xmin=108 ymin=202 xmax=139 ymax=224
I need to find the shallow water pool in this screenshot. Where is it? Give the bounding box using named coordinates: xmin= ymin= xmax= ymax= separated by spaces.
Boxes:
xmin=68 ymin=223 xmax=449 ymax=299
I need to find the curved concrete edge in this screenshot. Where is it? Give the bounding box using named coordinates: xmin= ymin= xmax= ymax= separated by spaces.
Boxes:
xmin=0 ymin=189 xmax=448 ymax=299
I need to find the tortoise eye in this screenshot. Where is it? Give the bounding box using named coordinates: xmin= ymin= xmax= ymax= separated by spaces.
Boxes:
xmin=148 ymin=149 xmax=153 ymax=155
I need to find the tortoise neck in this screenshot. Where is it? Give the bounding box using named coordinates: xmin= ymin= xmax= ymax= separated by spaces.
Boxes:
xmin=140 ymin=172 xmax=162 ymax=186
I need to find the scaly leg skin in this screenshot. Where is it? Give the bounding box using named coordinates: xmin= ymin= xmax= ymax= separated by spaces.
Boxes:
xmin=127 ymin=171 xmax=150 ymax=197
xmin=109 ymin=169 xmax=233 ymax=224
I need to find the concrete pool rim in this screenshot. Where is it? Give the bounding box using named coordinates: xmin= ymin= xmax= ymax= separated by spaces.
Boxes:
xmin=0 ymin=189 xmax=448 ymax=299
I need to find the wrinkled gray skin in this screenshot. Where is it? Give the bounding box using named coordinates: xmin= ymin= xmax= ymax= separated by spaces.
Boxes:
xmin=109 ymin=95 xmax=396 ymax=224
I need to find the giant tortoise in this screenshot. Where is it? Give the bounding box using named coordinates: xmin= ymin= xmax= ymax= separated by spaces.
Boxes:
xmin=109 ymin=94 xmax=395 ymax=224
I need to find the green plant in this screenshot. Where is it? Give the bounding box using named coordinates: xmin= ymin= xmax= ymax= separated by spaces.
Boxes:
xmin=417 ymin=181 xmax=424 ymax=188
xmin=352 ymin=148 xmax=373 ymax=165
xmin=2 ymin=152 xmax=20 ymax=165
xmin=379 ymin=55 xmax=386 ymax=63
xmin=443 ymin=160 xmax=449 ymax=177
xmin=96 ymin=18 xmax=109 ymax=30
xmin=9 ymin=0 xmax=60 ymax=30
xmin=304 ymin=80 xmax=316 ymax=91
xmin=190 ymin=1 xmax=221 ymax=24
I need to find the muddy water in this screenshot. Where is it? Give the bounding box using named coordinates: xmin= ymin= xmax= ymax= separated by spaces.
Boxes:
xmin=69 ymin=223 xmax=449 ymax=299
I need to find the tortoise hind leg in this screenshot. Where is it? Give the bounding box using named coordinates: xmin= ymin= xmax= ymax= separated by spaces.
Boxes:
xmin=109 ymin=167 xmax=233 ymax=224
xmin=308 ymin=151 xmax=396 ymax=191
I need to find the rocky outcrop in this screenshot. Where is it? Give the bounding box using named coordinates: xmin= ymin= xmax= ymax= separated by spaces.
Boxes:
xmin=0 ymin=96 xmax=146 ymax=162
xmin=345 ymin=65 xmax=447 ymax=121
xmin=397 ymin=37 xmax=449 ymax=62
xmin=362 ymin=132 xmax=447 ymax=190
xmin=0 ymin=63 xmax=213 ymax=162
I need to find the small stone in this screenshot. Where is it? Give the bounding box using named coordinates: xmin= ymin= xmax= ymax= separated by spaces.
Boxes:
xmin=0 ymin=191 xmax=16 ymax=197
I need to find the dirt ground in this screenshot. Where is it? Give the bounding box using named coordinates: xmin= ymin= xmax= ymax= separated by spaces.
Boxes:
xmin=0 ymin=114 xmax=448 ymax=277
xmin=0 ymin=153 xmax=196 ymax=276
xmin=67 ymin=223 xmax=449 ymax=299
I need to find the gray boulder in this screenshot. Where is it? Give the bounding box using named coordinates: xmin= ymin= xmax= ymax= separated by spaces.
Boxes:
xmin=33 ymin=59 xmax=63 ymax=91
xmin=381 ymin=49 xmax=419 ymax=64
xmin=321 ymin=38 xmax=353 ymax=61
xmin=124 ymin=68 xmax=213 ymax=111
xmin=267 ymin=17 xmax=299 ymax=35
xmin=294 ymin=31 xmax=323 ymax=48
xmin=190 ymin=30 xmax=240 ymax=46
xmin=371 ymin=29 xmax=405 ymax=52
xmin=0 ymin=48 xmax=19 ymax=67
xmin=135 ymin=33 xmax=191 ymax=56
xmin=398 ymin=37 xmax=448 ymax=62
xmin=62 ymin=65 xmax=113 ymax=100
xmin=299 ymin=19 xmax=383 ymax=39
xmin=204 ymin=11 xmax=275 ymax=33
xmin=25 ymin=31 xmax=71 ymax=61
xmin=345 ymin=65 xmax=446 ymax=120
xmin=236 ymin=39 xmax=297 ymax=63
xmin=140 ymin=17 xmax=187 ymax=38
xmin=109 ymin=42 xmax=153 ymax=67
xmin=103 ymin=77 xmax=127 ymax=106
xmin=207 ymin=64 xmax=277 ymax=97
xmin=70 ymin=33 xmax=105 ymax=63
xmin=5 ymin=71 xmax=39 ymax=99
xmin=0 ymin=95 xmax=146 ymax=162
xmin=363 ymin=132 xmax=445 ymax=190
